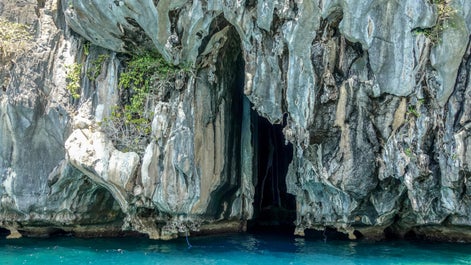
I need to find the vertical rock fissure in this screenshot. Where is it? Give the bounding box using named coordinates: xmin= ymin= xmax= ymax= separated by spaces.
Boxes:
xmin=210 ymin=48 xmax=246 ymax=219
xmin=249 ymin=115 xmax=295 ymax=232
xmin=202 ymin=24 xmax=248 ymax=220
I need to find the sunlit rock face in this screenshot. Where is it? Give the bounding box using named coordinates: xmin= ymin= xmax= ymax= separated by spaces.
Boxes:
xmin=1 ymin=0 xmax=471 ymax=241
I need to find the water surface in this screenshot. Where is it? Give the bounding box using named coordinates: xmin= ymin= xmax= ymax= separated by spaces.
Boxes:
xmin=1 ymin=233 xmax=470 ymax=264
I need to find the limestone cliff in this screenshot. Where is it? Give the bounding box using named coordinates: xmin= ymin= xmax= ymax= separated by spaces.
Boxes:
xmin=1 ymin=0 xmax=471 ymax=242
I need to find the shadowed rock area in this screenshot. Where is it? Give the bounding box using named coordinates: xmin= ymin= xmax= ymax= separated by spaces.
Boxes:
xmin=1 ymin=0 xmax=471 ymax=242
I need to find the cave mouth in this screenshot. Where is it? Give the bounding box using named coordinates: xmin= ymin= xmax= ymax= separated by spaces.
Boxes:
xmin=248 ymin=114 xmax=296 ymax=234
xmin=0 ymin=227 xmax=9 ymax=238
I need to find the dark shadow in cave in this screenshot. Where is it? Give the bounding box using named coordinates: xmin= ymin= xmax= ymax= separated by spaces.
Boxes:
xmin=202 ymin=21 xmax=246 ymax=219
xmin=248 ymin=114 xmax=296 ymax=234
xmin=0 ymin=227 xmax=9 ymax=238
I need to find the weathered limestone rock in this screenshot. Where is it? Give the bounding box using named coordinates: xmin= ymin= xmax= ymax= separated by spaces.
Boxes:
xmin=1 ymin=0 xmax=471 ymax=241
xmin=5 ymin=227 xmax=21 ymax=239
xmin=65 ymin=128 xmax=139 ymax=212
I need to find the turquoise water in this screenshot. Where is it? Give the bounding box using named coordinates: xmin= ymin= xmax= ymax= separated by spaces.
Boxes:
xmin=1 ymin=233 xmax=470 ymax=265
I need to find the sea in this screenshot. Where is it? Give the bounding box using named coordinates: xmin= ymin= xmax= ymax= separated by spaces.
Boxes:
xmin=1 ymin=233 xmax=470 ymax=264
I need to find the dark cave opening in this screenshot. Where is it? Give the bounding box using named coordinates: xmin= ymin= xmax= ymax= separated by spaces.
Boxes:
xmin=0 ymin=227 xmax=9 ymax=237
xmin=248 ymin=115 xmax=296 ymax=233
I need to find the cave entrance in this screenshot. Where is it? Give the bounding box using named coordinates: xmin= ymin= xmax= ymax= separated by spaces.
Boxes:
xmin=199 ymin=17 xmax=296 ymax=232
xmin=248 ymin=114 xmax=296 ymax=233
xmin=0 ymin=227 xmax=9 ymax=238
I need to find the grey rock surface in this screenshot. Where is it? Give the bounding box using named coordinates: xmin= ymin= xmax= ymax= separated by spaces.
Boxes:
xmin=1 ymin=0 xmax=471 ymax=241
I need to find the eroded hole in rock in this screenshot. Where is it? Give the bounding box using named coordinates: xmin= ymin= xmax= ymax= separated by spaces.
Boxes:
xmin=0 ymin=227 xmax=9 ymax=237
xmin=48 ymin=228 xmax=71 ymax=237
xmin=404 ymin=229 xmax=419 ymax=240
xmin=74 ymin=185 xmax=126 ymax=226
xmin=249 ymin=115 xmax=296 ymax=233
xmin=303 ymin=227 xmax=350 ymax=240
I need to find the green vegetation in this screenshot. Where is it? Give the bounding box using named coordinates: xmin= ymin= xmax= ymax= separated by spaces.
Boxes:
xmin=413 ymin=0 xmax=457 ymax=44
xmin=451 ymin=153 xmax=458 ymax=160
xmin=65 ymin=46 xmax=109 ymax=100
xmin=118 ymin=51 xmax=179 ymax=132
xmin=407 ymin=98 xmax=426 ymax=119
xmin=66 ymin=63 xmax=82 ymax=99
xmin=407 ymin=105 xmax=420 ymax=118
xmin=87 ymin=54 xmax=109 ymax=80
xmin=83 ymin=41 xmax=90 ymax=56
xmin=101 ymin=50 xmax=188 ymax=154
xmin=0 ymin=19 xmax=32 ymax=61
xmin=405 ymin=147 xmax=413 ymax=158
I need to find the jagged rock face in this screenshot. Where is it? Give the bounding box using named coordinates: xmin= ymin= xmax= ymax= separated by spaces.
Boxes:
xmin=0 ymin=0 xmax=126 ymax=237
xmin=1 ymin=0 xmax=471 ymax=241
